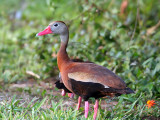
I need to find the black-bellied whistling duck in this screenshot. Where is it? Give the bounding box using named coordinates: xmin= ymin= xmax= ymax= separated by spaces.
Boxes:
xmin=36 ymin=21 xmax=134 ymax=120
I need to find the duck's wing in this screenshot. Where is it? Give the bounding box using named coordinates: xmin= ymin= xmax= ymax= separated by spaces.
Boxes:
xmin=67 ymin=63 xmax=126 ymax=89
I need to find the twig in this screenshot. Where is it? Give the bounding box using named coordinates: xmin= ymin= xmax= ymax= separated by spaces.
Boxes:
xmin=130 ymin=0 xmax=139 ymax=41
xmin=26 ymin=71 xmax=40 ymax=79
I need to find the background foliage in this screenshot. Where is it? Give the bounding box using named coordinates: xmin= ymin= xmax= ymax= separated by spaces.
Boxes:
xmin=0 ymin=0 xmax=160 ymax=119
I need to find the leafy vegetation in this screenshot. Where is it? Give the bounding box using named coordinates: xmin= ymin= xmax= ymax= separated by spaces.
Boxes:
xmin=0 ymin=0 xmax=160 ymax=119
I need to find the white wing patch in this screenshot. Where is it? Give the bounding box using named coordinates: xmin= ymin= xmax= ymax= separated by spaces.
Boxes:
xmin=59 ymin=72 xmax=61 ymax=78
xmin=105 ymin=86 xmax=109 ymax=88
xmin=68 ymin=72 xmax=110 ymax=88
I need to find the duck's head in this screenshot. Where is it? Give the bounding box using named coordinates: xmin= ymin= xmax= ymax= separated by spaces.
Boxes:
xmin=36 ymin=21 xmax=68 ymax=36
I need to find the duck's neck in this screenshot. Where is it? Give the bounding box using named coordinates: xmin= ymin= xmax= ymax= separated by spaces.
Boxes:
xmin=57 ymin=32 xmax=70 ymax=71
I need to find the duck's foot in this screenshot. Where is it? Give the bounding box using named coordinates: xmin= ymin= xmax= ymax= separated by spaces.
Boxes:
xmin=61 ymin=89 xmax=66 ymax=96
xmin=68 ymin=93 xmax=74 ymax=98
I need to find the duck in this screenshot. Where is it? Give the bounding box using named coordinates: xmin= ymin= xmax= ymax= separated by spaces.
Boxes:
xmin=36 ymin=21 xmax=134 ymax=120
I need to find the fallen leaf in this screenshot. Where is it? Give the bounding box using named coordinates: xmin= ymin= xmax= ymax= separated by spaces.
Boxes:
xmin=147 ymin=20 xmax=160 ymax=36
xmin=120 ymin=0 xmax=128 ymax=15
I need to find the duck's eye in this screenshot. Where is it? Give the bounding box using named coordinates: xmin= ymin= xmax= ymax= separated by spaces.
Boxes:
xmin=54 ymin=24 xmax=58 ymax=27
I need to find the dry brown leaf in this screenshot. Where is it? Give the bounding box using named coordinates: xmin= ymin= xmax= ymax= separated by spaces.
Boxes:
xmin=98 ymin=46 xmax=103 ymax=50
xmin=51 ymin=52 xmax=57 ymax=58
xmin=147 ymin=20 xmax=160 ymax=36
xmin=120 ymin=0 xmax=128 ymax=15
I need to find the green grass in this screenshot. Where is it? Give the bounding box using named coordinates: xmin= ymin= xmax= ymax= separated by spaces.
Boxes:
xmin=0 ymin=93 xmax=159 ymax=120
xmin=0 ymin=0 xmax=160 ymax=119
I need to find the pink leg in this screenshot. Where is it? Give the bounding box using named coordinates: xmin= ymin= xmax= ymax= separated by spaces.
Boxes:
xmin=68 ymin=93 xmax=74 ymax=98
xmin=93 ymin=99 xmax=99 ymax=120
xmin=77 ymin=96 xmax=82 ymax=110
xmin=85 ymin=101 xmax=89 ymax=118
xmin=61 ymin=89 xmax=66 ymax=96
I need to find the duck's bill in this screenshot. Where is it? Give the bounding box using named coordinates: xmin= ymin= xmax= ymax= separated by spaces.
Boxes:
xmin=36 ymin=26 xmax=52 ymax=36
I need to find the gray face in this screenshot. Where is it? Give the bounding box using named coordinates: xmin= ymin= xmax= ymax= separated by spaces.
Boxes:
xmin=49 ymin=21 xmax=68 ymax=35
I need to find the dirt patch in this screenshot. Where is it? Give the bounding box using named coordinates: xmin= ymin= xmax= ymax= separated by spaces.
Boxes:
xmin=0 ymin=77 xmax=118 ymax=111
xmin=142 ymin=116 xmax=160 ymax=120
